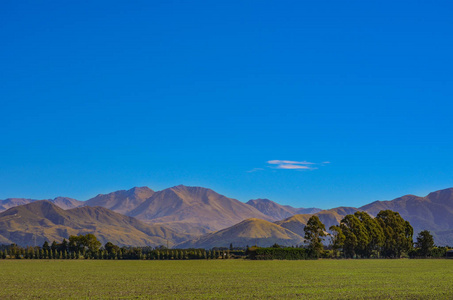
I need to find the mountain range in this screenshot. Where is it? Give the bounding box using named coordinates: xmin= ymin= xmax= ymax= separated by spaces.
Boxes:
xmin=1 ymin=185 xmax=452 ymax=248
xmin=0 ymin=201 xmax=190 ymax=247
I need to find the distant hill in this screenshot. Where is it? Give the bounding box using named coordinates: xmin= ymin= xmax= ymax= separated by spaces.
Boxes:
xmin=0 ymin=201 xmax=190 ymax=247
xmin=0 ymin=197 xmax=83 ymax=212
xmin=246 ymin=199 xmax=321 ymax=220
xmin=84 ymin=186 xmax=154 ymax=215
xmin=0 ymin=198 xmax=35 ymax=212
xmin=176 ymin=218 xmax=304 ymax=249
xmin=49 ymin=197 xmax=83 ymax=210
xmin=128 ymin=185 xmax=273 ymax=233
xmin=275 ymin=207 xmax=359 ymax=237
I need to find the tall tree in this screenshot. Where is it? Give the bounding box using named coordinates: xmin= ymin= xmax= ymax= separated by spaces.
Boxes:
xmin=340 ymin=214 xmax=369 ymax=258
xmin=42 ymin=241 xmax=50 ymax=252
xmin=415 ymin=230 xmax=434 ymax=257
xmin=51 ymin=241 xmax=58 ymax=252
xmin=60 ymin=239 xmax=68 ymax=252
xmin=329 ymin=225 xmax=345 ymax=257
xmin=376 ymin=210 xmax=413 ymax=258
xmin=354 ymin=211 xmax=384 ymax=258
xmin=304 ymin=215 xmax=327 ymax=258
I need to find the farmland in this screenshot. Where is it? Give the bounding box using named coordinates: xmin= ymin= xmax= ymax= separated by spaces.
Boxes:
xmin=1 ymin=259 xmax=452 ymax=299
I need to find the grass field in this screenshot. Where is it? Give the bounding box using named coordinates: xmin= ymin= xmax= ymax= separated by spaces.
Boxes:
xmin=1 ymin=259 xmax=452 ymax=299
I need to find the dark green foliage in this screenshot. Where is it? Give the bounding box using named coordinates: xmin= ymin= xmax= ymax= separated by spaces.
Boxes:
xmin=51 ymin=241 xmax=58 ymax=251
xmin=330 ymin=210 xmax=413 ymax=258
xmin=415 ymin=230 xmax=434 ymax=257
xmin=338 ymin=212 xmax=384 ymax=258
xmin=42 ymin=241 xmax=50 ymax=252
xmin=376 ymin=210 xmax=413 ymax=258
xmin=354 ymin=211 xmax=384 ymax=257
xmin=329 ymin=225 xmax=345 ymax=258
xmin=68 ymin=234 xmax=102 ymax=254
xmin=60 ymin=239 xmax=68 ymax=252
xmin=304 ymin=215 xmax=327 ymax=258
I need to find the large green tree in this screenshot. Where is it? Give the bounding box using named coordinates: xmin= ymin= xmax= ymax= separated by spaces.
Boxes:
xmin=329 ymin=225 xmax=345 ymax=258
xmin=68 ymin=234 xmax=102 ymax=254
xmin=376 ymin=210 xmax=413 ymax=258
xmin=415 ymin=230 xmax=434 ymax=257
xmin=340 ymin=214 xmax=369 ymax=258
xmin=304 ymin=215 xmax=327 ymax=258
xmin=354 ymin=211 xmax=384 ymax=257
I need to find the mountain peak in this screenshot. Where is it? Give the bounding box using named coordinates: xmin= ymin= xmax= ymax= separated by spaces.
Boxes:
xmin=84 ymin=186 xmax=155 ymax=215
xmin=426 ymin=187 xmax=453 ymax=204
xmin=128 ymin=186 xmax=153 ymax=193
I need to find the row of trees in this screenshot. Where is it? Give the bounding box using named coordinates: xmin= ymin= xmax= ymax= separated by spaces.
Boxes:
xmin=0 ymin=234 xmax=242 ymax=260
xmin=304 ymin=210 xmax=442 ymax=258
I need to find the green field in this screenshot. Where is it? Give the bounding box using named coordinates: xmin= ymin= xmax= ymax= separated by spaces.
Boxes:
xmin=1 ymin=259 xmax=452 ymax=299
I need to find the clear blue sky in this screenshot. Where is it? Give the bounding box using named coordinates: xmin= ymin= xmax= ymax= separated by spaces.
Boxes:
xmin=1 ymin=1 xmax=452 ymax=208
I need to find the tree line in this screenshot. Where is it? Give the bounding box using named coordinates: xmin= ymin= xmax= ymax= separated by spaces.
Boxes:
xmin=0 ymin=234 xmax=241 ymax=260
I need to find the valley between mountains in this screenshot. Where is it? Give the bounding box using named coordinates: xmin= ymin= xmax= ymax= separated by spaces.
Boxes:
xmin=1 ymin=185 xmax=452 ymax=248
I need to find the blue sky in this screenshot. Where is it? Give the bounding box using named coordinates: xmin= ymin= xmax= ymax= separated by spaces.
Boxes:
xmin=1 ymin=1 xmax=452 ymax=208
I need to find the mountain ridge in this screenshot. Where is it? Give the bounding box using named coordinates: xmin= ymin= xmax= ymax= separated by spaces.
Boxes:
xmin=1 ymin=186 xmax=453 ymax=246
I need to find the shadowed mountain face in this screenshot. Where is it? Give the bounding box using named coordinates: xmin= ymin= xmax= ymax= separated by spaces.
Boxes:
xmin=176 ymin=218 xmax=304 ymax=249
xmin=246 ymin=198 xmax=322 ymax=220
xmin=84 ymin=187 xmax=155 ymax=215
xmin=0 ymin=201 xmax=190 ymax=247
xmin=128 ymin=185 xmax=273 ymax=232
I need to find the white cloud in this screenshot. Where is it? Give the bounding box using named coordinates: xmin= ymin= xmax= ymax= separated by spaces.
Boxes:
xmin=275 ymin=164 xmax=311 ymax=169
xmin=267 ymin=160 xmax=315 ymax=165
xmin=265 ymin=159 xmax=328 ymax=170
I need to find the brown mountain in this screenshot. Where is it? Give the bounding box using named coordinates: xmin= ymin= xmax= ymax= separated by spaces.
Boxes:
xmin=359 ymin=187 xmax=453 ymax=245
xmin=2 ymin=186 xmax=453 ymax=247
xmin=0 ymin=201 xmax=189 ymax=247
xmin=246 ymin=199 xmax=297 ymax=220
xmin=246 ymin=198 xmax=321 ymax=220
xmin=129 ymin=185 xmax=273 ymax=233
xmin=84 ymin=186 xmax=155 ymax=215
xmin=176 ymin=218 xmax=304 ymax=249
xmin=0 ymin=198 xmax=35 ymax=212
xmin=0 ymin=197 xmax=83 ymax=212
xmin=51 ymin=197 xmax=83 ymax=210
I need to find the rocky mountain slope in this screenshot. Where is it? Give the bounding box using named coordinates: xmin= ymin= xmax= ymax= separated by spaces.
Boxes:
xmin=83 ymin=186 xmax=154 ymax=215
